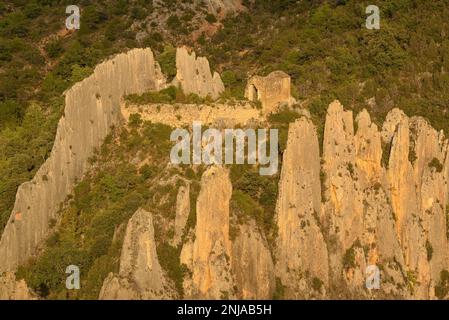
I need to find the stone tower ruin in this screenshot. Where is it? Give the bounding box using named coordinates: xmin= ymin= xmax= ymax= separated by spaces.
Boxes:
xmin=245 ymin=71 xmax=296 ymax=114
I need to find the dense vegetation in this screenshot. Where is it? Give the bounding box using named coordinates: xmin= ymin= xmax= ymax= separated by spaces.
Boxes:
xmin=0 ymin=0 xmax=155 ymax=232
xmin=202 ymin=0 xmax=449 ymax=133
xmin=125 ymin=85 xmax=213 ymax=105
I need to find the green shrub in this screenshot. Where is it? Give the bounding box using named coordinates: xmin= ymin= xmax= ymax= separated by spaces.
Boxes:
xmin=205 ymin=14 xmax=217 ymax=24
xmin=343 ymin=239 xmax=362 ymax=270
xmin=311 ymin=277 xmax=323 ymax=291
xmin=267 ymin=108 xmax=300 ymax=153
xmin=157 ymin=46 xmax=177 ymax=80
xmin=428 ymin=158 xmax=443 ymax=173
xmin=272 ymin=278 xmax=284 ymax=300
xmin=406 ymin=270 xmax=419 ymax=294
xmin=268 ymin=107 xmax=300 ymax=125
xmin=128 ymin=113 xmax=143 ymax=128
xmin=231 ymin=190 xmax=264 ymax=224
xmin=70 ymin=64 xmax=93 ymax=84
xmin=426 ymin=240 xmax=433 ymax=261
xmin=167 ymin=15 xmax=181 ymax=30
xmin=381 ymin=142 xmax=392 ymax=169
xmin=140 ymin=164 xmax=156 ymax=180
xmin=435 ymin=270 xmax=449 ymax=299
xmin=156 ymin=243 xmax=186 ymax=296
xmin=230 ymin=165 xmax=278 ymax=243
xmin=131 ymin=6 xmax=147 ymax=20
xmin=45 ymin=40 xmax=64 ymax=59
xmin=125 ymin=86 xmax=211 ymax=105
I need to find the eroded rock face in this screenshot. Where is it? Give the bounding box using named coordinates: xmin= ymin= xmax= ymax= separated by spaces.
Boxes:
xmin=99 ymin=208 xmax=176 ymax=300
xmin=181 ymin=166 xmax=235 ymax=299
xmin=275 ymin=116 xmax=329 ymax=298
xmin=354 ymin=110 xmax=408 ymax=298
xmin=173 ymin=47 xmax=225 ymax=99
xmin=411 ymin=118 xmax=448 ymax=290
xmin=315 ymin=101 xmax=449 ymax=299
xmin=0 ymin=48 xmax=166 ymax=273
xmin=231 ymin=220 xmax=275 ymax=299
xmin=0 ymin=272 xmax=34 ymax=300
xmin=172 ymin=184 xmax=190 ymax=247
xmin=106 ymin=98 xmax=449 ymax=300
xmin=3 ymin=39 xmax=449 ymax=300
xmin=321 ymin=101 xmax=364 ymax=291
xmin=385 ymin=115 xmax=429 ymax=298
xmin=270 ymin=100 xmax=448 ymax=299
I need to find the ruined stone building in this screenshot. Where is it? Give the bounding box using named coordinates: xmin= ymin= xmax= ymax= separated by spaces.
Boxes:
xmin=245 ymin=71 xmax=296 ymax=114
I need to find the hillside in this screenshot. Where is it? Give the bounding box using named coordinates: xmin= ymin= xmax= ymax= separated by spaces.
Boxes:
xmin=1 ymin=0 xmax=449 ymax=300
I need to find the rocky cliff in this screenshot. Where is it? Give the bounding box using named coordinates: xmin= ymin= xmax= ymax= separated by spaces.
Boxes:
xmin=0 ymin=46 xmax=233 ymax=299
xmin=181 ymin=166 xmax=275 ymax=300
xmin=0 ymin=272 xmax=34 ymax=300
xmin=275 ymin=117 xmax=329 ymax=298
xmin=0 ymin=45 xmax=227 ymax=274
xmin=172 ymin=100 xmax=449 ymax=299
xmin=0 ymin=48 xmax=167 ymax=273
xmin=99 ymin=208 xmax=177 ymax=300
xmin=173 ymin=47 xmax=225 ymax=100
xmin=181 ymin=166 xmax=235 ymax=299
xmin=3 ymin=45 xmax=449 ymax=300
xmin=272 ymin=101 xmax=449 ymax=299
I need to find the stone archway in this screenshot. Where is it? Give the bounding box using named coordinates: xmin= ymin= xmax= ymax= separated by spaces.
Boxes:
xmin=248 ymin=84 xmax=259 ymax=101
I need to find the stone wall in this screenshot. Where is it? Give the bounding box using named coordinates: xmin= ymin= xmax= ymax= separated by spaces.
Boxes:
xmin=122 ymin=102 xmax=262 ymax=128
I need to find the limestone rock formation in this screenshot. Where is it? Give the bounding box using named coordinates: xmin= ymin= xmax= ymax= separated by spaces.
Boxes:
xmin=173 ymin=47 xmax=225 ymax=99
xmin=245 ymin=71 xmax=296 ymax=114
xmin=105 ymin=99 xmax=449 ymax=300
xmin=3 ymin=37 xmax=449 ymax=300
xmin=0 ymin=272 xmax=34 ymax=300
xmin=271 ymin=100 xmax=448 ymax=299
xmin=181 ymin=166 xmax=235 ymax=299
xmin=275 ymin=116 xmax=329 ymax=298
xmin=384 ymin=113 xmax=449 ymax=298
xmin=321 ymin=101 xmax=364 ymax=292
xmin=410 ymin=118 xmax=448 ymax=291
xmin=384 ymin=112 xmax=429 ymax=298
xmin=316 ymin=101 xmax=448 ymax=298
xmin=99 ymin=208 xmax=176 ymax=300
xmin=172 ymin=184 xmax=190 ymax=247
xmin=0 ymin=48 xmax=166 ymax=273
xmin=354 ymin=110 xmax=408 ymax=298
xmin=232 ymin=220 xmax=275 ymax=299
